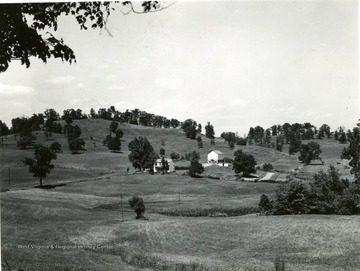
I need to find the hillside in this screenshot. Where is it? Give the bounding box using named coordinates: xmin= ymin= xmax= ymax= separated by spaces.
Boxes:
xmin=1 ymin=119 xmax=353 ymax=190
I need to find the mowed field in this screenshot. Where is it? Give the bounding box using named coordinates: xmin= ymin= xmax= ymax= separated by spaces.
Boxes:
xmin=1 ymin=119 xmax=357 ymax=270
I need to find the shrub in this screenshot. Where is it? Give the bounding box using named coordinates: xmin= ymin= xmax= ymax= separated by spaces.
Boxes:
xmin=274 ymin=256 xmax=286 ymax=271
xmin=262 ymin=166 xmax=360 ymax=215
xmin=49 ymin=141 xmax=62 ymax=152
xmin=259 ymin=194 xmax=273 ymax=215
xmin=108 ymin=137 xmax=121 ymax=152
xmin=17 ymin=136 xmax=33 ymax=149
xmin=170 ymin=152 xmax=180 ymax=161
xmin=68 ymin=138 xmax=85 ymax=154
xmin=262 ymin=163 xmax=273 ymax=171
xmin=103 ymin=134 xmax=112 ymax=146
xmin=188 ymin=159 xmax=204 ymax=177
xmin=128 ymin=196 xmax=146 ymax=219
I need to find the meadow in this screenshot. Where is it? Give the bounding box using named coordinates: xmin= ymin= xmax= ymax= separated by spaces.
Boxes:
xmin=1 ymin=120 xmax=357 ymax=271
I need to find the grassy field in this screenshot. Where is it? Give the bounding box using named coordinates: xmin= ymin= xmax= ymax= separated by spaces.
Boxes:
xmin=1 ymin=119 xmax=357 ymax=270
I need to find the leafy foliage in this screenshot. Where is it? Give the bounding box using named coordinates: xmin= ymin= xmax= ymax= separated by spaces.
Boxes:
xmin=110 ymin=121 xmax=119 ymax=134
xmin=259 ymin=194 xmax=273 ymax=215
xmin=22 ymin=144 xmax=57 ymax=187
xmin=68 ymin=138 xmax=85 ymax=153
xmin=341 ymin=127 xmax=360 ymax=182
xmin=115 ymin=128 xmax=124 ymax=139
xmin=49 ymin=141 xmax=62 ymax=153
xmin=170 ymin=152 xmax=180 ymax=161
xmin=128 ymin=136 xmax=157 ymax=171
xmin=261 ymin=166 xmax=360 ymax=215
xmin=108 ymin=136 xmax=121 ymax=152
xmin=188 ymin=159 xmax=204 ymax=177
xmin=298 ymin=141 xmax=322 ymax=165
xmin=262 ymin=163 xmax=274 ymax=172
xmin=1 ymin=2 xmax=165 ymax=72
xmin=205 ymin=122 xmax=215 ymax=139
xmin=128 ymin=195 xmax=146 ymax=219
xmin=233 ymin=150 xmax=257 ymax=176
xmin=160 ymin=157 xmax=169 ymax=174
xmin=16 ymin=136 xmax=33 ymax=149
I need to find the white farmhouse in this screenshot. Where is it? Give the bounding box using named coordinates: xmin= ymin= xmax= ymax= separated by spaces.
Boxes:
xmin=153 ymin=158 xmax=175 ymax=173
xmin=207 ymin=150 xmax=224 ymax=164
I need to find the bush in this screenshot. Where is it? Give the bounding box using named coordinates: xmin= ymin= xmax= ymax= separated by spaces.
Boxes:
xmin=128 ymin=196 xmax=146 ymax=219
xmin=262 ymin=163 xmax=273 ymax=171
xmin=170 ymin=152 xmax=180 ymax=161
xmin=262 ymin=166 xmax=360 ymax=215
xmin=259 ymin=194 xmax=273 ymax=215
xmin=49 ymin=141 xmax=62 ymax=152
xmin=188 ymin=159 xmax=204 ymax=177
xmin=68 ymin=138 xmax=85 ymax=154
xmin=17 ymin=136 xmax=33 ymax=149
xmin=103 ymin=134 xmax=112 ymax=146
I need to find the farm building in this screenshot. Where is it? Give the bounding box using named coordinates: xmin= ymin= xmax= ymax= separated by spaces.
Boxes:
xmin=153 ymin=158 xmax=175 ymax=173
xmin=208 ymin=150 xmax=224 ymax=164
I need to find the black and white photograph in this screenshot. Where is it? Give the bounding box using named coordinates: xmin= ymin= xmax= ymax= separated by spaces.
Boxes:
xmin=1 ymin=1 xmax=359 ymax=270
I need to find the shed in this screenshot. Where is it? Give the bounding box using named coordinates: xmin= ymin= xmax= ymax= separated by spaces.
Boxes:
xmin=207 ymin=150 xmax=224 ymax=164
xmin=153 ymin=158 xmax=175 ymax=173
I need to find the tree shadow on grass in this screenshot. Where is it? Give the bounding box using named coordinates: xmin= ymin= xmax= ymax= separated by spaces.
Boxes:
xmin=34 ymin=183 xmax=67 ymax=189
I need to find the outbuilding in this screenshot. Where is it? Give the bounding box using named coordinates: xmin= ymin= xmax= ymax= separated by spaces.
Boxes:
xmin=153 ymin=158 xmax=175 ymax=173
xmin=207 ymin=150 xmax=224 ymax=164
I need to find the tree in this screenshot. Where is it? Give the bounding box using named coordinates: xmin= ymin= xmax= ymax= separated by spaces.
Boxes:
xmin=184 ymin=151 xmax=200 ymax=161
xmin=170 ymin=118 xmax=180 ymax=128
xmin=49 ymin=141 xmax=62 ymax=153
xmin=276 ymin=135 xmax=284 ymax=152
xmin=259 ymin=194 xmax=273 ymax=215
xmin=64 ymin=115 xmax=73 ymax=125
xmin=69 ymin=138 xmax=85 ymax=154
xmin=103 ymin=134 xmax=112 ymax=146
xmin=188 ymin=159 xmax=204 ymax=177
xmin=233 ymin=150 xmax=257 ymax=176
xmin=22 ymin=145 xmax=57 ymax=187
xmin=66 ymin=124 xmax=81 ymax=141
xmin=160 ymin=157 xmax=169 ymax=174
xmin=170 ymin=152 xmax=180 ymax=161
xmin=181 ymin=119 xmax=197 ymax=139
xmin=289 ymin=133 xmax=302 ymax=155
xmin=319 ymin=124 xmax=331 ymax=139
xmin=115 ymin=128 xmax=124 ymax=139
xmin=128 ymin=195 xmax=146 ymax=219
xmin=262 ymin=163 xmax=274 ymax=172
xmin=17 ymin=136 xmax=33 ymax=149
xmin=160 ymin=147 xmax=165 ymax=156
xmin=110 ymin=121 xmax=119 ymax=135
xmin=298 ymin=141 xmax=322 ymax=165
xmin=205 ymin=122 xmax=215 ymax=139
xmin=0 ymin=120 xmax=10 ymax=136
xmin=1 ymin=2 xmax=171 ymax=73
xmin=341 ymin=127 xmax=360 ymax=182
xmin=128 ymin=136 xmax=157 ymax=171
xmin=108 ymin=137 xmax=121 ymax=152
xmin=197 ymin=123 xmax=202 ymax=134
xmin=338 ymin=132 xmax=347 ymax=144
xmin=185 ymin=125 xmax=197 ymax=139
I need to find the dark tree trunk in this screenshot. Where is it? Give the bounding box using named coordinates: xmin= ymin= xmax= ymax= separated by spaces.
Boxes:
xmin=39 ymin=177 xmax=43 ymax=187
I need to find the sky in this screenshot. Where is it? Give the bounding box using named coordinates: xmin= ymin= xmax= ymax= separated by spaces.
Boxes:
xmin=0 ymin=0 xmax=359 ymax=136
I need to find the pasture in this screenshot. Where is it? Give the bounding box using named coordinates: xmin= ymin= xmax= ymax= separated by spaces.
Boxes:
xmin=1 ymin=120 xmax=357 ymax=270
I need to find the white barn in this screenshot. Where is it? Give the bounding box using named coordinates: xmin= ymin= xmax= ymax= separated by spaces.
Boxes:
xmin=207 ymin=150 xmax=224 ymax=164
xmin=153 ymin=158 xmax=175 ymax=173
